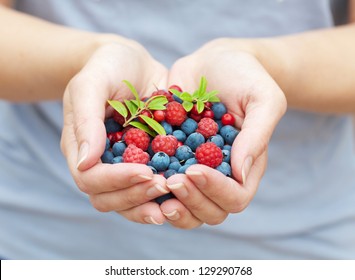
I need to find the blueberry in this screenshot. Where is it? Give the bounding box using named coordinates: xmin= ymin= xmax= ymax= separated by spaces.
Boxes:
xmin=101 ymin=150 xmax=114 ymax=163
xmin=207 ymin=134 xmax=224 ymax=149
xmin=220 ymin=125 xmax=239 ymax=145
xmin=216 ymin=162 xmax=232 ymax=176
xmin=184 ymin=132 xmax=205 ymax=151
xmin=169 ymin=156 xmax=179 ymax=163
xmin=161 ymin=121 xmax=173 ymax=135
xmin=112 ymin=142 xmax=126 ymax=156
xmin=212 ymin=102 xmax=227 ymax=120
xmin=216 ymin=120 xmax=223 ymax=132
xmin=181 ymin=118 xmax=198 ymax=135
xmin=178 ymin=164 xmax=192 ymax=174
xmin=105 ymin=137 xmax=111 ymax=151
xmin=173 ymin=129 xmax=187 ymax=142
xmin=185 ymin=157 xmax=197 ymax=165
xmin=151 ymin=152 xmax=170 ymax=171
xmin=173 ymin=94 xmax=183 ymax=104
xmin=148 ymin=165 xmax=158 ymax=174
xmin=112 ymin=156 xmax=123 ymax=164
xmin=147 ymin=144 xmax=155 ymax=157
xmin=104 ymin=118 xmax=121 ymax=133
xmin=169 ymin=161 xmax=182 ymax=171
xmin=164 ymin=169 xmax=177 ymax=178
xmin=222 ymin=149 xmax=231 ymax=163
xmin=175 ymin=145 xmax=194 ymax=161
xmin=223 ymin=145 xmax=232 ymax=151
xmin=155 ymin=193 xmax=176 ymax=205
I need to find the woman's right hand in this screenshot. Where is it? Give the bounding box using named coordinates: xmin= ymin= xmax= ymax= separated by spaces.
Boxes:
xmin=61 ymin=39 xmax=170 ymax=225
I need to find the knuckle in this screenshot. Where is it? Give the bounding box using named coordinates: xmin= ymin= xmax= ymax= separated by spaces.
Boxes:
xmin=205 ymin=212 xmax=228 ymax=226
xmin=89 ymin=195 xmax=109 ymax=213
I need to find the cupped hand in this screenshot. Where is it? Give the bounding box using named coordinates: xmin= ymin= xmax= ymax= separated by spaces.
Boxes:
xmin=61 ymin=40 xmax=170 ymax=225
xmin=162 ymin=38 xmax=287 ymax=229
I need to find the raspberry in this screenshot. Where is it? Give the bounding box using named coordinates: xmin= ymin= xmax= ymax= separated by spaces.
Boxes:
xmin=165 ymin=101 xmax=187 ymax=126
xmin=122 ymin=144 xmax=149 ymax=164
xmin=123 ymin=128 xmax=150 ymax=151
xmin=196 ymin=117 xmax=218 ymax=139
xmin=195 ymin=142 xmax=223 ymax=168
xmin=151 ymin=89 xmax=174 ymax=102
xmin=151 ymin=135 xmax=178 ymax=156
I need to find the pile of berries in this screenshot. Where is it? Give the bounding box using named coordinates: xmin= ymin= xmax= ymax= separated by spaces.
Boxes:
xmin=101 ymin=78 xmax=239 ymax=196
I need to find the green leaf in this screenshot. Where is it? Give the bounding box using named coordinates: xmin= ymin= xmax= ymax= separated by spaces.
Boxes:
xmin=197 ymin=76 xmax=207 ymax=98
xmin=123 ymin=80 xmax=140 ymax=101
xmin=130 ymin=121 xmax=156 ymax=137
xmin=201 ymin=90 xmax=219 ymax=102
xmin=140 ymin=115 xmax=166 ymax=136
xmin=124 ymin=100 xmax=138 ymax=116
xmin=131 ymin=99 xmax=145 ymax=109
xmin=180 ymin=92 xmax=193 ymax=102
xmin=107 ymin=100 xmax=128 ymax=118
xmin=169 ymin=89 xmax=182 ymax=98
xmin=147 ymin=96 xmax=168 ymax=110
xmin=208 ymin=95 xmax=220 ymax=102
xmin=192 ymin=90 xmax=200 ymax=99
xmin=182 ymin=101 xmax=194 ymax=112
xmin=196 ymin=100 xmax=205 ymax=114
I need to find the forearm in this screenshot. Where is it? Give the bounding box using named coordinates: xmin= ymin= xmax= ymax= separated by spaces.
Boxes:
xmin=0 ymin=6 xmax=127 ymax=101
xmin=254 ymin=24 xmax=355 ymax=113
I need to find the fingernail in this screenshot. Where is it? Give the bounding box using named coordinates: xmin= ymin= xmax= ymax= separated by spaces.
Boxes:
xmin=130 ymin=174 xmax=153 ymax=185
xmin=242 ymin=156 xmax=253 ymax=185
xmin=146 ymin=184 xmax=169 ymax=198
xmin=163 ymin=210 xmax=180 ymax=221
xmin=76 ymin=142 xmax=89 ymax=169
xmin=186 ymin=170 xmax=207 ymax=187
xmin=144 ymin=216 xmax=163 ymax=225
xmin=167 ymin=183 xmax=188 ymax=198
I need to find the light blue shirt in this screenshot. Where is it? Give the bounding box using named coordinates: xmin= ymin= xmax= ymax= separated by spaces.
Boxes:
xmin=0 ymin=0 xmax=354 ymax=259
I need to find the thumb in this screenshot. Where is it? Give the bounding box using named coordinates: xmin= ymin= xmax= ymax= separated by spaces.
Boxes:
xmin=63 ymin=77 xmax=108 ymax=172
xmin=231 ymin=98 xmax=285 ymax=185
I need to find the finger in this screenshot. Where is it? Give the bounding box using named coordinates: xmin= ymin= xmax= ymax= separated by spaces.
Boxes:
xmin=185 ymin=165 xmax=252 ymax=213
xmin=89 ymin=174 xmax=168 ymax=212
xmin=168 ymin=56 xmax=199 ymax=93
xmin=160 ymin=198 xmax=203 ymax=229
xmin=119 ymin=201 xmax=166 ymax=225
xmin=74 ymin=162 xmax=156 ymax=194
xmin=165 ymin=173 xmax=228 ymax=225
xmin=230 ymin=97 xmax=280 ymax=184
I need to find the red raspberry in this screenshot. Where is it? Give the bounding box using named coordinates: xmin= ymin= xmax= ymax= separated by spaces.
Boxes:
xmin=151 ymin=89 xmax=174 ymax=102
xmin=151 ymin=135 xmax=178 ymax=156
xmin=165 ymin=101 xmax=187 ymax=126
xmin=123 ymin=128 xmax=150 ymax=151
xmin=195 ymin=142 xmax=223 ymax=168
xmin=196 ymin=117 xmax=218 ymax=138
xmin=122 ymin=144 xmax=149 ymax=164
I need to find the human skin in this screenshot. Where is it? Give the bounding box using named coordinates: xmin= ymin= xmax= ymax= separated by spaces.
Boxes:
xmin=1 ymin=1 xmax=355 ymax=228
